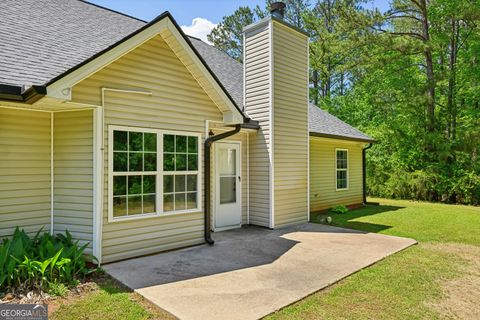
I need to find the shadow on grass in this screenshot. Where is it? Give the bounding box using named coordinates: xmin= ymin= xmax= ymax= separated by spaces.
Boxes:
xmin=311 ymin=204 xmax=405 ymax=234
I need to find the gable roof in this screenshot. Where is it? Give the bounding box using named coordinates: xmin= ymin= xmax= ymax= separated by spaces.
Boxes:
xmin=0 ymin=0 xmax=145 ymax=89
xmin=0 ymin=0 xmax=372 ymax=142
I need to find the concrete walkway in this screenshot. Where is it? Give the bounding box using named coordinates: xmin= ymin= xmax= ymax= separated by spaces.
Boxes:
xmin=104 ymin=223 xmax=416 ymax=320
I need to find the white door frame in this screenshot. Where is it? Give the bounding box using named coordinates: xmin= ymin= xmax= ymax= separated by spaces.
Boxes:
xmin=213 ymin=141 xmax=242 ymax=231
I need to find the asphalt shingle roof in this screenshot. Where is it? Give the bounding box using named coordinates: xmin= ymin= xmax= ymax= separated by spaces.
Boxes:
xmin=0 ymin=0 xmax=145 ymax=88
xmin=0 ymin=0 xmax=372 ymax=142
xmin=309 ymin=104 xmax=374 ymax=142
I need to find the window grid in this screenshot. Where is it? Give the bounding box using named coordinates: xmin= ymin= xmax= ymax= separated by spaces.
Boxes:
xmin=336 ymin=149 xmax=348 ymax=190
xmin=109 ymin=127 xmax=201 ymax=222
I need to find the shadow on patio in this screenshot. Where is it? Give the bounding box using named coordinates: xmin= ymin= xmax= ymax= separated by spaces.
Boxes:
xmin=103 ymin=223 xmax=374 ymax=289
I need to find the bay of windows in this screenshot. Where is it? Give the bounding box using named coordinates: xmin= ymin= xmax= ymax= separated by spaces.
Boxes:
xmin=110 ymin=127 xmax=200 ymax=220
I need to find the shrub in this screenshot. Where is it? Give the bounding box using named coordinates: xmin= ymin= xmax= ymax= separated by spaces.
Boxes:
xmin=330 ymin=205 xmax=349 ymax=214
xmin=0 ymin=228 xmax=95 ymax=292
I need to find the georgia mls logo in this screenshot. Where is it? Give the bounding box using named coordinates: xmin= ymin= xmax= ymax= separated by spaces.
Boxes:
xmin=0 ymin=304 xmax=48 ymax=320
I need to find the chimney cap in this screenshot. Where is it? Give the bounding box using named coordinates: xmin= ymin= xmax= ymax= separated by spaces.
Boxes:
xmin=270 ymin=2 xmax=286 ymax=20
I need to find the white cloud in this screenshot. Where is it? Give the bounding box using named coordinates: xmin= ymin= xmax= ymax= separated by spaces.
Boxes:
xmin=181 ymin=17 xmax=217 ymax=44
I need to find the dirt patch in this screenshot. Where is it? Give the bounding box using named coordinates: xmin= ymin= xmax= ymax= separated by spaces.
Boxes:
xmin=424 ymin=243 xmax=480 ymax=319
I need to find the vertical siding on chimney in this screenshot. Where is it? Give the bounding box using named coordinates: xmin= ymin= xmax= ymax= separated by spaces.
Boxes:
xmin=272 ymin=21 xmax=309 ymax=227
xmin=244 ymin=23 xmax=271 ymax=227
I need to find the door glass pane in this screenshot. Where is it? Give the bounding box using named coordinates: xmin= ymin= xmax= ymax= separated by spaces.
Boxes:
xmin=220 ymin=177 xmax=236 ymax=204
xmin=219 ymin=147 xmax=237 ymax=204
xmin=219 ymin=149 xmax=236 ymax=175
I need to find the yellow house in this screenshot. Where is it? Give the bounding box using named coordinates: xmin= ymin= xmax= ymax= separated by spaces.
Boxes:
xmin=0 ymin=0 xmax=374 ymax=263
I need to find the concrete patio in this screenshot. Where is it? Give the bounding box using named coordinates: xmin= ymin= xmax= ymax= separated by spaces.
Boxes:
xmin=104 ymin=223 xmax=416 ymax=320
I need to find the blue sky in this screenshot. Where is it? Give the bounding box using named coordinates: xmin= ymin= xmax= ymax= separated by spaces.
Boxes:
xmin=88 ymin=0 xmax=390 ymax=42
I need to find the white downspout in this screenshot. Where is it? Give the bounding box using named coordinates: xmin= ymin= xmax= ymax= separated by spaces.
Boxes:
xmin=50 ymin=112 xmax=54 ymax=235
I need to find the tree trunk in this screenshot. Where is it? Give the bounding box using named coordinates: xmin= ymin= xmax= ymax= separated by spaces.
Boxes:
xmin=419 ymin=0 xmax=436 ymax=135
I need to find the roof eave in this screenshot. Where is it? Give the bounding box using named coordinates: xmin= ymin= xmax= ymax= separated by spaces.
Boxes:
xmin=0 ymin=84 xmax=46 ymax=104
xmin=309 ymin=131 xmax=376 ymax=143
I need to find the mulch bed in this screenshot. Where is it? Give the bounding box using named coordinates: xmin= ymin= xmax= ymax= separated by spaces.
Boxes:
xmin=0 ymin=272 xmax=110 ymax=316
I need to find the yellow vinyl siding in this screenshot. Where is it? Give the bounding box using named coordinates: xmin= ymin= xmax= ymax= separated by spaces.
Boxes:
xmin=244 ymin=23 xmax=271 ymax=227
xmin=0 ymin=108 xmax=51 ymax=237
xmin=272 ymin=21 xmax=309 ymax=228
xmin=72 ymin=34 xmax=223 ymax=263
xmin=53 ymin=110 xmax=94 ymax=254
xmin=309 ymin=137 xmax=364 ymax=212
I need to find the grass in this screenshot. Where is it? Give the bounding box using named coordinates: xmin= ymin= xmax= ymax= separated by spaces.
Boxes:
xmin=51 ymin=277 xmax=175 ymax=320
xmin=52 ymin=198 xmax=479 ymax=319
xmin=266 ymin=198 xmax=480 ymax=320
xmin=312 ymin=198 xmax=480 ymax=245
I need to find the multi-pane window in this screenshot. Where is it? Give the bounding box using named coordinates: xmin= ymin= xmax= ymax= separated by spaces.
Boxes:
xmin=336 ymin=149 xmax=348 ymax=190
xmin=112 ymin=131 xmax=157 ymax=218
xmin=162 ymin=134 xmax=199 ymax=212
xmin=110 ymin=128 xmax=200 ymax=221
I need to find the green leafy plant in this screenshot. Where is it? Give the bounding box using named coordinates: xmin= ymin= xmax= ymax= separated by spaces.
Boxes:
xmin=330 ymin=205 xmax=349 ymax=214
xmin=48 ymin=282 xmax=69 ymax=297
xmin=0 ymin=227 xmax=96 ymax=292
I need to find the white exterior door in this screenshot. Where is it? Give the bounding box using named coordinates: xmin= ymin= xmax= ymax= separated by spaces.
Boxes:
xmin=214 ymin=142 xmax=241 ymax=231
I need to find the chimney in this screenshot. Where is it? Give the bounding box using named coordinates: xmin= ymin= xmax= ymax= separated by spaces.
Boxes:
xmin=270 ymin=2 xmax=286 ymax=20
xmin=243 ymin=5 xmax=310 ymax=228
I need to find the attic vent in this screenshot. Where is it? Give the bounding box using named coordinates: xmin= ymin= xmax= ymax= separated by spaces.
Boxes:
xmin=270 ymin=2 xmax=286 ymax=20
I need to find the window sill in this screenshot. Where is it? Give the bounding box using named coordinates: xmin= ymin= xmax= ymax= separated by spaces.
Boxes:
xmin=335 ymin=188 xmax=349 ymax=191
xmin=108 ymin=208 xmax=201 ymax=223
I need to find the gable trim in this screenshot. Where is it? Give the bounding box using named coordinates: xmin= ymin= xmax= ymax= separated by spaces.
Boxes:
xmin=46 ymin=12 xmax=244 ymax=123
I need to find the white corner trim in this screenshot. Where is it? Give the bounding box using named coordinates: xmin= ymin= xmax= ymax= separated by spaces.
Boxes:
xmin=50 ymin=112 xmax=54 ymax=235
xmin=92 ymin=107 xmax=103 ymax=264
xmin=268 ymin=20 xmax=275 ymax=229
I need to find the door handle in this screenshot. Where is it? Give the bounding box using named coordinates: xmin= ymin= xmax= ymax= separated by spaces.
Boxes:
xmin=238 ymin=176 xmax=241 ymax=182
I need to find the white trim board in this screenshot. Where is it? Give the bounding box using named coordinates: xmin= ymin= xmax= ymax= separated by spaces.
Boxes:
xmin=107 ymin=125 xmax=203 ymax=223
xmin=46 ymin=15 xmax=243 ymax=124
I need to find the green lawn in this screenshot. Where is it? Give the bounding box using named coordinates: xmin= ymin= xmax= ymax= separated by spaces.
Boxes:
xmin=266 ymin=198 xmax=480 ymax=319
xmin=51 ymin=277 xmax=174 ymax=320
xmin=52 ymin=198 xmax=480 ymax=319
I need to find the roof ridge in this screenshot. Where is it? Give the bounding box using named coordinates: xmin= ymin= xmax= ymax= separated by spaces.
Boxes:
xmin=78 ymin=0 xmax=148 ymax=23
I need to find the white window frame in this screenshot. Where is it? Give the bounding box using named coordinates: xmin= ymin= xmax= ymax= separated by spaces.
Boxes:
xmin=335 ymin=148 xmax=349 ymax=191
xmin=108 ymin=125 xmax=202 ymax=222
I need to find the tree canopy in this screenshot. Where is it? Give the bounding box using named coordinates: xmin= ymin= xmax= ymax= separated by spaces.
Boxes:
xmin=208 ymin=0 xmax=480 ymax=205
